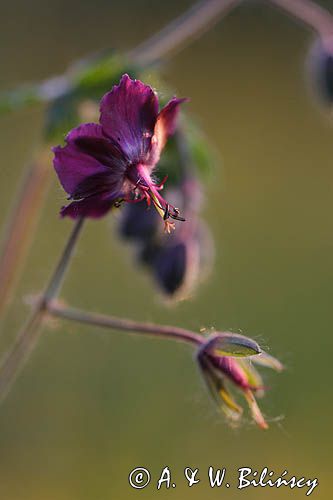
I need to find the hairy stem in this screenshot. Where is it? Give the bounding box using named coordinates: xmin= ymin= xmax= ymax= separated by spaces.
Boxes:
xmin=0 ymin=219 xmax=84 ymax=402
xmin=47 ymin=302 xmax=204 ymax=347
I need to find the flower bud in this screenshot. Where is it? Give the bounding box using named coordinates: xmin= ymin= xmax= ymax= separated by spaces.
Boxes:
xmin=197 ymin=333 xmax=283 ymax=429
xmin=119 ymin=199 xmax=159 ymax=240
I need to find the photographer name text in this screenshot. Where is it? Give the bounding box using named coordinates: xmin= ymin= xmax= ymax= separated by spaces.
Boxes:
xmin=128 ymin=466 xmax=318 ymax=496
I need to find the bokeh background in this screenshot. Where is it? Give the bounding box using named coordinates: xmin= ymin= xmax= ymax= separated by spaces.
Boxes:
xmin=0 ymin=0 xmax=332 ymax=498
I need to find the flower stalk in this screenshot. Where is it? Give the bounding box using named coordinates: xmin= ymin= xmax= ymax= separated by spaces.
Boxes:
xmin=46 ymin=301 xmax=282 ymax=429
xmin=0 ymin=218 xmax=84 ymax=402
xmin=127 ymin=0 xmax=241 ymax=66
xmin=47 ymin=301 xmax=204 ymax=346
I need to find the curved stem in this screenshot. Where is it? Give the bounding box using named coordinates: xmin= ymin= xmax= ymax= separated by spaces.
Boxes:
xmin=267 ymin=0 xmax=333 ymax=36
xmin=0 ymin=219 xmax=84 ymax=402
xmin=127 ymin=0 xmax=240 ymax=66
xmin=35 ymin=0 xmax=241 ymax=102
xmin=47 ymin=302 xmax=204 ymax=347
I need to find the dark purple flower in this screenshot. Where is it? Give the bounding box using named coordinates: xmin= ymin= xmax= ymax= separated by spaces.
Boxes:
xmin=52 ymin=74 xmax=187 ymax=231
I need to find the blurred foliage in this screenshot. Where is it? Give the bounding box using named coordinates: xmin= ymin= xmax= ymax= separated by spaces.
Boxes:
xmin=45 ymin=53 xmax=139 ymax=142
xmin=157 ymin=123 xmax=215 ymax=185
xmin=0 ymin=48 xmax=215 ymax=179
xmin=0 ymin=84 xmax=42 ymax=115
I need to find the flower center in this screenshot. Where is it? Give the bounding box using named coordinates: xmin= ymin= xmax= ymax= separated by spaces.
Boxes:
xmin=126 ymin=164 xmax=185 ymax=232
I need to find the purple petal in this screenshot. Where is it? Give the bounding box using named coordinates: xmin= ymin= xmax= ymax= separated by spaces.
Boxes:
xmin=53 ymin=123 xmax=125 ymax=198
xmin=100 ymin=74 xmax=158 ymax=163
xmin=60 ymin=193 xmax=117 ymax=219
xmin=210 ymin=356 xmax=250 ymax=390
xmin=198 ymin=353 xmax=243 ymax=421
xmin=148 ymin=97 xmax=188 ymax=165
xmin=67 ymin=123 xmax=126 ymax=170
xmin=66 ymin=122 xmax=107 ymax=143
xmin=157 ymin=97 xmax=188 ymax=137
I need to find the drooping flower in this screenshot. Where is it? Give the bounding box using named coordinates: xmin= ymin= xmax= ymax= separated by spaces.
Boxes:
xmin=197 ymin=332 xmax=283 ymax=429
xmin=52 ymin=74 xmax=187 ymax=231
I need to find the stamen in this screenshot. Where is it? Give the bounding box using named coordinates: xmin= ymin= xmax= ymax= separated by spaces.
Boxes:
xmin=163 ymin=203 xmax=170 ymax=220
xmin=156 ymin=175 xmax=168 ymax=190
xmin=164 ymin=220 xmax=175 ymax=233
xmin=169 ymin=213 xmax=186 ymax=222
xmin=133 ymin=177 xmax=142 ymax=191
xmin=130 ymin=170 xmax=185 ymax=227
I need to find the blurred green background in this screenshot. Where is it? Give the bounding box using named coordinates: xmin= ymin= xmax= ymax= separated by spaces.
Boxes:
xmin=0 ymin=0 xmax=332 ymax=498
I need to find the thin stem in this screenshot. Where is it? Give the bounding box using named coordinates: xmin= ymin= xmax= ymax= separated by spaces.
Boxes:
xmin=127 ymin=0 xmax=240 ymax=66
xmin=0 ymin=152 xmax=52 ymax=315
xmin=42 ymin=218 xmax=84 ymax=304
xmin=0 ymin=219 xmax=84 ymax=402
xmin=48 ymin=302 xmax=204 ymax=347
xmin=267 ymin=0 xmax=333 ymax=36
xmin=0 ymin=310 xmax=44 ymax=402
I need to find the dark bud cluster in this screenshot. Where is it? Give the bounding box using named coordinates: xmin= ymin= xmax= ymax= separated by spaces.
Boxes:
xmin=118 ymin=175 xmax=214 ymax=300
